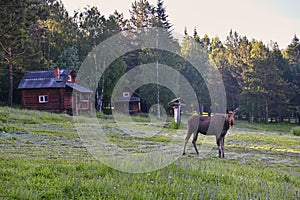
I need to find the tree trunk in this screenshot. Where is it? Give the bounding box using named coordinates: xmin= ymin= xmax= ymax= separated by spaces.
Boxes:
xmin=8 ymin=48 xmax=13 ymax=107
xmin=265 ymin=98 xmax=269 ymax=124
xmin=250 ymin=101 xmax=254 ymax=123
xmin=96 ymin=87 xmax=101 ymax=112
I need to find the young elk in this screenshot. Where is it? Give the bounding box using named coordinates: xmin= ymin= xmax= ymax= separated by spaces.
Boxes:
xmin=182 ymin=108 xmax=238 ymax=158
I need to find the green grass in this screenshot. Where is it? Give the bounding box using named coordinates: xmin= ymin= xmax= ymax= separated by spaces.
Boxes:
xmin=235 ymin=120 xmax=298 ymax=133
xmin=0 ymin=157 xmax=298 ymax=199
xmin=0 ymin=107 xmax=299 ymax=199
xmin=0 ymin=106 xmax=72 ymax=124
xmin=291 ymin=126 xmax=300 ymax=136
xmin=0 ymin=106 xmax=76 ymax=137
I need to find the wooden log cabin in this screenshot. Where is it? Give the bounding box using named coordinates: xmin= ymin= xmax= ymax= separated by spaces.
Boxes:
xmin=113 ymin=87 xmax=141 ymax=114
xmin=18 ymin=68 xmax=92 ymax=115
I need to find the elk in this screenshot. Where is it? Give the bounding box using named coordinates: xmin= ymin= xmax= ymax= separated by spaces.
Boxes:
xmin=182 ymin=108 xmax=238 ymax=158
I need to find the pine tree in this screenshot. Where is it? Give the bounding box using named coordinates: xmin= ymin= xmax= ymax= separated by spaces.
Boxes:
xmin=286 ymin=35 xmax=300 ymax=65
xmin=285 ymin=35 xmax=300 ymax=124
xmin=129 ymin=0 xmax=155 ymax=29
xmin=193 ymin=28 xmax=200 ymax=43
xmin=155 ymin=0 xmax=172 ymax=31
xmin=0 ymin=0 xmax=50 ymax=105
xmin=180 ymin=30 xmax=212 ymax=114
xmin=56 ymin=46 xmax=80 ymax=71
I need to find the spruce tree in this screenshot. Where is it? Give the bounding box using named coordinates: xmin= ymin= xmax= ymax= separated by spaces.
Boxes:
xmin=155 ymin=0 xmax=172 ymax=31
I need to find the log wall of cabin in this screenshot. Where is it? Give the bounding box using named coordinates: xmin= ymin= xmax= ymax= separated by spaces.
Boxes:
xmin=21 ymin=88 xmax=91 ymax=114
xmin=21 ymin=88 xmax=70 ymax=111
xmin=114 ymin=101 xmax=140 ymax=114
xmin=63 ymin=87 xmax=73 ymax=110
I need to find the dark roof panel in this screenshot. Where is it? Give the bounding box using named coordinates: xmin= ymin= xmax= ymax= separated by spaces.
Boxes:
xmin=116 ymin=97 xmax=141 ymax=102
xmin=18 ymin=78 xmax=64 ymax=89
xmin=18 ymin=69 xmax=72 ymax=89
xmin=66 ymin=83 xmax=92 ymax=93
xmin=18 ymin=69 xmax=91 ymax=94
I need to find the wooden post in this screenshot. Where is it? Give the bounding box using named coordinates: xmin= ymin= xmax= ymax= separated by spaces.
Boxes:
xmin=168 ymin=97 xmax=182 ymax=128
xmin=173 ymin=104 xmax=181 ymax=124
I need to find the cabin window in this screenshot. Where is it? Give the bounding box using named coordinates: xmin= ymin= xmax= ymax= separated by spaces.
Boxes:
xmin=80 ymin=93 xmax=89 ymax=101
xmin=80 ymin=94 xmax=89 ymax=109
xmin=39 ymin=95 xmax=48 ymax=103
xmin=81 ymin=101 xmax=89 ymax=109
xmin=123 ymin=92 xmax=130 ymax=98
xmin=68 ymin=75 xmax=72 ymax=82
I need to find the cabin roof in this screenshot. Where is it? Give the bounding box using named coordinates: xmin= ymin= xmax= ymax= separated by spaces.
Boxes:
xmin=18 ymin=69 xmax=72 ymax=89
xmin=117 ymin=96 xmax=140 ymax=102
xmin=66 ymin=83 xmax=92 ymax=93
xmin=18 ymin=69 xmax=91 ymax=93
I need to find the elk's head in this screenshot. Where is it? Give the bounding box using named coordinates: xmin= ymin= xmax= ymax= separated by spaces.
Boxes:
xmin=226 ymin=108 xmax=238 ymax=129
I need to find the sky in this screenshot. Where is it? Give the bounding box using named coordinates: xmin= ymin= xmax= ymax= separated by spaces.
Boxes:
xmin=61 ymin=0 xmax=300 ymax=49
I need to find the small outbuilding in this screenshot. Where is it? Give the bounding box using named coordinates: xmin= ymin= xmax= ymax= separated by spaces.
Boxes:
xmin=113 ymin=87 xmax=141 ymax=114
xmin=168 ymin=97 xmax=183 ymax=127
xmin=18 ymin=68 xmax=92 ymax=115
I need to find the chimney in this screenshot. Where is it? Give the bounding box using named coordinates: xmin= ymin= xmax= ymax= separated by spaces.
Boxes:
xmin=54 ymin=67 xmax=60 ymax=80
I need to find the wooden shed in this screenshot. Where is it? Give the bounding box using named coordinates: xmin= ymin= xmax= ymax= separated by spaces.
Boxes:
xmin=113 ymin=87 xmax=141 ymax=114
xmin=18 ymin=68 xmax=92 ymax=115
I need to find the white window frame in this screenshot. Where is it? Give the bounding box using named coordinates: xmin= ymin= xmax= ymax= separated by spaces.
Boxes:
xmin=123 ymin=92 xmax=130 ymax=98
xmin=38 ymin=95 xmax=48 ymax=103
xmin=81 ymin=100 xmax=89 ymax=109
xmin=80 ymin=93 xmax=89 ymax=109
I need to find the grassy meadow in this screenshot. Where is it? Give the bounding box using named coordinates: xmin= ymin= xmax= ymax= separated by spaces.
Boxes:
xmin=0 ymin=107 xmax=299 ymax=199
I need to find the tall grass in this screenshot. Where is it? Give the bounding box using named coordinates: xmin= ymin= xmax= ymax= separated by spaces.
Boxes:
xmin=291 ymin=127 xmax=300 ymax=136
xmin=235 ymin=120 xmax=298 ymax=134
xmin=0 ymin=157 xmax=299 ymax=199
xmin=0 ymin=106 xmax=72 ymax=124
xmin=0 ymin=106 xmax=75 ymax=136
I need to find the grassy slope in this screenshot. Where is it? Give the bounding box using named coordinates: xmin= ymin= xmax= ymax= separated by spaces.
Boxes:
xmin=0 ymin=107 xmax=299 ymax=199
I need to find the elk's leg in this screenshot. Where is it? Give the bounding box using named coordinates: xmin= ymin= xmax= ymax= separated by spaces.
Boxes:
xmin=183 ymin=130 xmax=193 ymax=155
xmin=221 ymin=136 xmax=225 ymax=158
xmin=192 ymin=132 xmax=199 ymax=155
xmin=216 ymin=137 xmax=223 ymax=158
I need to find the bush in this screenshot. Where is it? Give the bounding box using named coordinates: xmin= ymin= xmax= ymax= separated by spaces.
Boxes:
xmin=291 ymin=127 xmax=300 ymax=136
xmin=96 ymin=112 xmax=112 ymax=119
xmin=171 ymin=118 xmax=179 ymax=129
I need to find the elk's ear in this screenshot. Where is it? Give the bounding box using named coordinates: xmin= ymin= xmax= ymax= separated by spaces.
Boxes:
xmin=233 ymin=108 xmax=238 ymax=114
